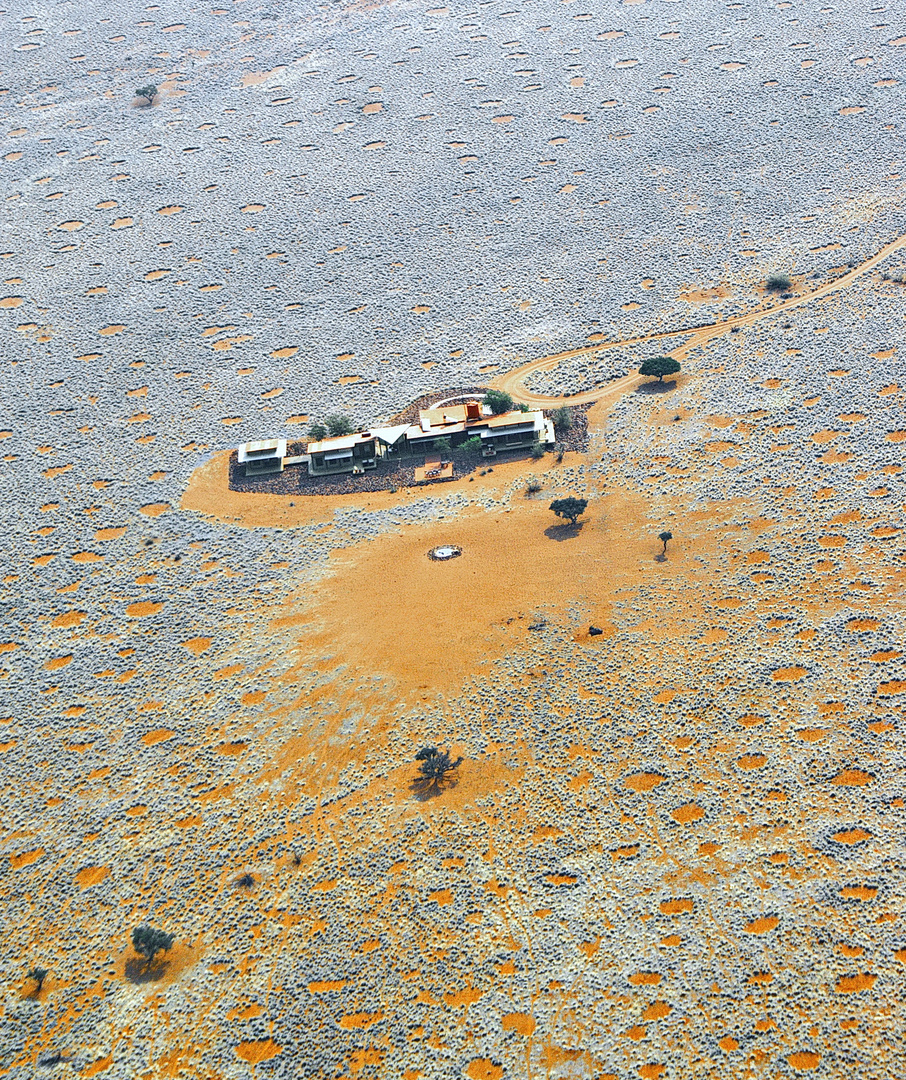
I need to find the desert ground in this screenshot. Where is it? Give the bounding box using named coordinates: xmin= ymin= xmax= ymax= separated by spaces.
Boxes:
xmin=1 ymin=0 xmax=904 ymax=1077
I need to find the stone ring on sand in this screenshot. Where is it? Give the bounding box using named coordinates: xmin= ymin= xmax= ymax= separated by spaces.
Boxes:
xmin=427 ymin=545 xmax=462 ymax=561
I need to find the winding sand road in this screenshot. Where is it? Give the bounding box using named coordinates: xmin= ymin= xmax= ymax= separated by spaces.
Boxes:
xmin=492 ymin=233 xmax=906 ymax=408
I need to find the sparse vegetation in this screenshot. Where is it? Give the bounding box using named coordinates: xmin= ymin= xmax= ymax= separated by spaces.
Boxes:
xmin=325 ymin=414 xmax=355 ymax=437
xmin=483 ymin=389 xmax=513 ymax=415
xmin=26 ymin=966 xmax=47 ymax=995
xmin=307 ymin=422 xmax=327 ymax=442
xmin=658 ymin=530 xmax=673 ymax=554
xmin=639 ymin=356 xmax=681 ymax=382
xmin=237 ymin=873 xmax=255 ymax=888
xmin=526 ymin=476 xmax=542 ymax=494
xmin=552 ymin=406 xmax=573 ymax=430
xmin=530 ymin=440 xmax=546 ymax=459
xmin=413 ymin=746 xmax=463 ymax=795
xmin=766 ymin=273 xmax=791 ymax=292
xmin=135 ymin=84 xmax=158 ymax=105
xmin=549 ymin=496 xmax=588 ymax=526
xmin=132 ymin=926 xmax=174 ymax=969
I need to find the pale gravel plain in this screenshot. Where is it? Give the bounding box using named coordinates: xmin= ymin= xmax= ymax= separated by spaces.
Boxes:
xmin=0 ymin=0 xmax=904 ymax=1078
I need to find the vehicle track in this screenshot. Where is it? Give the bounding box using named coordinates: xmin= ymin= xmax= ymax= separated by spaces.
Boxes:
xmin=492 ymin=233 xmax=906 ymax=408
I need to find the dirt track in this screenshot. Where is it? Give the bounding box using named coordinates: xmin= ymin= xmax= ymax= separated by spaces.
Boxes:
xmin=494 ymin=233 xmax=906 ymax=407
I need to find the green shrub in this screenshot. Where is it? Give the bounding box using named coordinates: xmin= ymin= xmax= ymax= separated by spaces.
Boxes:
xmin=639 ymin=356 xmax=681 ymax=382
xmin=325 ymin=415 xmax=354 ymax=437
xmin=132 ymin=926 xmax=174 ymax=968
xmin=549 ymin=497 xmax=588 ymax=526
xmin=766 ymin=273 xmax=791 ymax=292
xmin=460 ymin=435 xmax=483 ymax=453
xmin=530 ymin=440 xmax=546 ymax=460
xmin=552 ymin=406 xmax=573 ymax=430
xmin=308 ymin=423 xmax=327 ymax=442
xmin=483 ymin=389 xmax=513 ymax=415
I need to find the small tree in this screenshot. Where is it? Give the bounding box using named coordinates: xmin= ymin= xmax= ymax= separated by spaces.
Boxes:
xmin=530 ymin=440 xmax=546 ymax=460
xmin=135 ymin=85 xmax=158 ymax=106
xmin=308 ymin=423 xmax=327 ymax=443
xmin=325 ymin=415 xmax=354 ymax=437
xmin=551 ymin=406 xmax=573 ymax=431
xmin=414 ymin=747 xmax=463 ymax=795
xmin=483 ymin=389 xmax=513 ymax=415
xmin=639 ymin=356 xmax=681 ymax=382
xmin=549 ymin=497 xmax=588 ymax=526
xmin=658 ymin=530 xmax=673 ymax=554
xmin=132 ymin=926 xmax=174 ymax=969
xmin=460 ymin=435 xmax=482 ymax=453
xmin=431 ymin=436 xmax=452 ymax=455
xmin=766 ymin=273 xmax=791 ymax=292
xmin=26 ymin=967 xmax=47 ymax=995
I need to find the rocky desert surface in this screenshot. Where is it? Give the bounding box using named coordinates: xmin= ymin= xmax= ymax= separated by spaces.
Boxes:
xmin=1 ymin=0 xmax=904 ymax=1078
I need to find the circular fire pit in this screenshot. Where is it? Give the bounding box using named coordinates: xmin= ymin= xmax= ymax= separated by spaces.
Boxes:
xmin=427 ymin=545 xmax=462 ymax=561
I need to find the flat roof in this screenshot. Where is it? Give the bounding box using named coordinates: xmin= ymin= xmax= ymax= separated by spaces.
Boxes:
xmin=406 ymin=409 xmax=541 ymax=444
xmin=307 ymin=432 xmax=376 ymax=454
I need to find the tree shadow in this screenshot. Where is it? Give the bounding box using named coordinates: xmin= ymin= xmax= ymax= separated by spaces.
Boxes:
xmin=654 ymin=552 xmax=667 ymax=563
xmin=636 ymin=379 xmax=677 ymax=395
xmin=125 ymin=957 xmax=170 ymax=984
xmin=409 ymin=773 xmax=460 ymax=802
xmin=544 ymin=522 xmax=585 ymax=541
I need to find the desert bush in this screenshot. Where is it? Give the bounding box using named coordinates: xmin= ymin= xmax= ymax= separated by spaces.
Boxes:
xmin=460 ymin=435 xmax=483 ymax=453
xmin=766 ymin=273 xmax=791 ymax=292
xmin=325 ymin=415 xmax=354 ymax=437
xmin=307 ymin=423 xmax=327 ymax=442
xmin=483 ymin=389 xmax=513 ymax=415
xmin=135 ymin=85 xmax=158 ymax=105
xmin=639 ymin=356 xmax=681 ymax=382
xmin=549 ymin=497 xmax=588 ymax=525
xmin=132 ymin=926 xmax=174 ymax=968
xmin=413 ymin=747 xmax=463 ymax=794
xmin=552 ymin=406 xmax=573 ymax=430
xmin=530 ymin=440 xmax=546 ymax=460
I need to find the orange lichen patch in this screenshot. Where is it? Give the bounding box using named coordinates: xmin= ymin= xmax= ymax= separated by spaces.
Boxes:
xmin=738 ymin=714 xmax=764 ymax=727
xmin=95 ymin=527 xmax=126 ymax=541
xmin=638 ymin=1065 xmax=665 ymax=1080
xmin=501 ymin=1012 xmax=536 ymax=1036
xmin=659 ymin=898 xmax=693 ymax=915
xmin=181 ymin=636 xmax=212 ymax=655
xmin=145 ymin=269 xmax=171 ymax=280
xmin=877 ymin=681 xmax=906 ymax=695
xmin=52 ymin=610 xmax=86 ymax=628
xmin=832 ymin=828 xmax=872 ymax=844
xmin=869 ymin=650 xmax=901 ymax=662
xmin=98 ymin=324 xmax=125 ymax=335
xmin=546 ymin=873 xmax=578 ymax=886
xmin=772 ymin=666 xmax=807 ymax=682
xmin=44 ymin=463 xmax=73 ymax=479
xmin=624 ymin=772 xmax=665 ymax=792
xmin=82 ymin=1055 xmax=114 ymax=1077
xmin=217 ymin=742 xmax=247 ymax=756
xmin=175 ymin=814 xmax=202 ymax=828
xmin=141 ymin=729 xmax=174 ymax=746
xmin=58 ymin=220 xmax=85 ymax=231
xmin=841 ymin=885 xmax=877 ymax=900
xmin=157 ymin=205 xmax=183 ymax=215
xmin=642 ymin=1001 xmax=672 ymax=1021
xmin=11 ymin=849 xmax=44 ymax=869
xmin=612 ymin=844 xmax=640 ymax=860
xmin=846 ymin=617 xmax=880 ymax=631
xmin=465 ymin=1061 xmax=503 ymax=1080
xmin=738 ymin=754 xmax=767 ymax=770
xmin=72 ymin=551 xmax=103 ymax=563
xmin=428 ymin=888 xmax=453 ymax=905
xmin=788 ymin=1052 xmax=820 ymax=1071
xmin=818 ymin=535 xmax=845 ymax=548
xmin=75 ymin=865 xmax=109 ymax=889
xmin=242 ymin=690 xmax=266 ymax=705
xmin=138 ymin=503 xmax=170 ymax=517
xmin=718 ymin=1037 xmax=739 ymax=1052
xmin=340 ymin=1012 xmax=384 ymax=1029
xmin=797 ymin=728 xmax=827 ymax=742
xmin=885 ymin=430 xmax=906 ymax=442
xmin=234 ymin=1040 xmax=282 ymax=1065
xmin=0 ymin=296 xmax=24 ymax=307
xmin=43 ymin=654 xmax=72 ymax=672
xmin=698 ymin=842 xmax=721 ymax=856
xmin=241 ymin=204 xmax=265 ymax=213
xmin=444 ymin=986 xmax=483 ymax=1007
xmin=836 ymin=973 xmax=876 ymax=993
xmin=670 ymin=803 xmax=705 ymax=824
xmin=744 ymin=915 xmax=779 ymax=934
xmin=126 ymin=601 xmax=163 ymax=617
xmin=629 ymin=972 xmax=663 ymax=986
xmin=831 ymin=769 xmax=874 ymax=786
